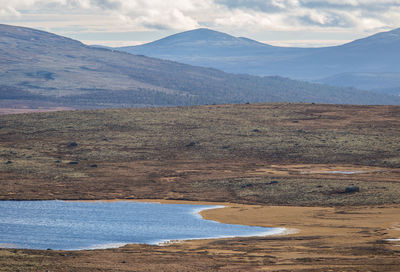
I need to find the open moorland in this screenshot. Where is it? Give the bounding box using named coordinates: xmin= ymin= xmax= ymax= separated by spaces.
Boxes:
xmin=1 ymin=103 xmax=400 ymax=271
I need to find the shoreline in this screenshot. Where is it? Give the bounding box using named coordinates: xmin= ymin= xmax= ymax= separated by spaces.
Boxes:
xmin=1 ymin=201 xmax=400 ymax=271
xmin=154 ymin=227 xmax=289 ymax=247
xmin=0 ymin=199 xmax=291 ymax=251
xmin=2 ymin=199 xmax=400 ymax=250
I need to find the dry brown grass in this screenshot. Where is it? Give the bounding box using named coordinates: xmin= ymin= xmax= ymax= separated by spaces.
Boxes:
xmin=0 ymin=103 xmax=399 ymax=205
xmin=1 ymin=103 xmax=400 ymax=271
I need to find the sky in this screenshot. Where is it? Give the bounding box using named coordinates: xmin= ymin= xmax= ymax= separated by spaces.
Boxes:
xmin=1 ymin=0 xmax=400 ymax=47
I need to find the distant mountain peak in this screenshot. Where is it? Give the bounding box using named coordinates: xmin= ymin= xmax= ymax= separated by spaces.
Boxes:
xmin=120 ymin=28 xmax=272 ymax=52
xmin=368 ymin=27 xmax=400 ymax=39
xmin=116 ymin=26 xmax=400 ymax=95
xmin=386 ymin=27 xmax=400 ymax=34
xmin=0 ymin=23 xmax=83 ymax=47
xmin=144 ymin=28 xmax=243 ymax=46
xmin=171 ymin=28 xmax=236 ymax=38
xmin=385 ymin=27 xmax=400 ymax=39
xmin=343 ymin=27 xmax=400 ymax=48
xmin=187 ymin=28 xmax=226 ymax=34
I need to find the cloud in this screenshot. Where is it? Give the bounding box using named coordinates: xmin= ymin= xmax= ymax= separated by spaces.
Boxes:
xmin=106 ymin=0 xmax=204 ymax=30
xmin=215 ymin=0 xmax=300 ymax=12
xmin=2 ymin=0 xmax=400 ymax=31
xmin=0 ymin=0 xmax=207 ymax=30
xmin=0 ymin=6 xmax=21 ymax=18
xmin=215 ymin=0 xmax=400 ymax=31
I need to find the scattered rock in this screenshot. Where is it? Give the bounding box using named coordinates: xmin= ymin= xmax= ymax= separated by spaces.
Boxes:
xmin=5 ymin=160 xmax=12 ymax=164
xmin=186 ymin=142 xmax=196 ymax=147
xmin=68 ymin=142 xmax=78 ymax=147
xmin=68 ymin=161 xmax=79 ymax=165
xmin=90 ymin=164 xmax=98 ymax=168
xmin=345 ymin=186 xmax=360 ymax=193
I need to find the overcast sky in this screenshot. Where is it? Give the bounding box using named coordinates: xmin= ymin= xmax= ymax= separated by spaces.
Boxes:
xmin=1 ymin=0 xmax=400 ymax=47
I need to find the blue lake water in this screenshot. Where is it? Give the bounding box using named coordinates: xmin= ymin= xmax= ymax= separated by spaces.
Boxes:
xmin=0 ymin=201 xmax=284 ymax=250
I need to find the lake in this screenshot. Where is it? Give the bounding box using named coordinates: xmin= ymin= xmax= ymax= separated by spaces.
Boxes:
xmin=0 ymin=201 xmax=284 ymax=250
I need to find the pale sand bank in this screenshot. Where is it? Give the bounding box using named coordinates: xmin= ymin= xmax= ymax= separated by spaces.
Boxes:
xmin=67 ymin=199 xmax=400 ymax=254
xmin=64 ymin=199 xmax=290 ymax=247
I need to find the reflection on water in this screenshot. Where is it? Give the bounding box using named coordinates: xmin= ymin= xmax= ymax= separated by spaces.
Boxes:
xmin=0 ymin=201 xmax=284 ymax=250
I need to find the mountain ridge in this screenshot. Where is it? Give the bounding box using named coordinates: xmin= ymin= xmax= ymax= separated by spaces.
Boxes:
xmin=117 ymin=28 xmax=400 ymax=94
xmin=120 ymin=28 xmax=273 ymax=48
xmin=1 ymin=23 xmax=400 ymax=109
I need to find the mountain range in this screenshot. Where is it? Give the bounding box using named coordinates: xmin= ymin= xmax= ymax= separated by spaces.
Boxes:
xmin=118 ymin=28 xmax=400 ymax=95
xmin=1 ymin=24 xmax=400 ymax=110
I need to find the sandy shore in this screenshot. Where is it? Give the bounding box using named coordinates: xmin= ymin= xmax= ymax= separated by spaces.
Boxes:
xmin=1 ymin=200 xmax=400 ymax=271
xmin=61 ymin=198 xmax=400 ymax=244
xmin=70 ymin=198 xmax=400 ymax=250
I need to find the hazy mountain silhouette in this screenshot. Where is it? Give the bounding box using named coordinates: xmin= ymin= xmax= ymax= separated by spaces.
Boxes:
xmin=1 ymin=24 xmax=400 ymax=109
xmin=118 ymin=28 xmax=400 ymax=95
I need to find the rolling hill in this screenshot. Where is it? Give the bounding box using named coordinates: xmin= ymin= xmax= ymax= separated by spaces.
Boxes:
xmin=1 ymin=24 xmax=400 ymax=109
xmin=118 ymin=28 xmax=400 ymax=95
